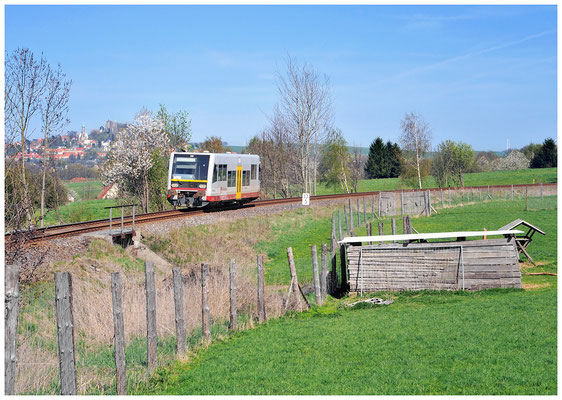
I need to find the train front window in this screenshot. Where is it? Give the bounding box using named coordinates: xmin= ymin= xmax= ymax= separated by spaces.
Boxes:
xmin=172 ymin=154 xmax=209 ymax=181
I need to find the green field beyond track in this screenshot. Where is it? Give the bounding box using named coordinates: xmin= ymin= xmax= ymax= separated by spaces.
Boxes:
xmin=315 ymin=167 xmax=556 ymax=194
xmin=137 ymin=195 xmax=557 ymax=395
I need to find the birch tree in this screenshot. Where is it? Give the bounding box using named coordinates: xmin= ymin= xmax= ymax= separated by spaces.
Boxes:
xmin=39 ymin=64 xmax=71 ymax=227
xmin=101 ymin=110 xmax=170 ymax=213
xmin=274 ymin=56 xmax=333 ymax=195
xmin=399 ymin=112 xmax=432 ymax=189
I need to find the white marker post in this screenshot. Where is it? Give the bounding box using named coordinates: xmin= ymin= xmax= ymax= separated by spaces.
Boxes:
xmin=302 ymin=192 xmax=310 ymax=206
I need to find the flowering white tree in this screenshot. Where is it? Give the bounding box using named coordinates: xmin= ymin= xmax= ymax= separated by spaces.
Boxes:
xmin=101 ymin=110 xmax=170 ymax=213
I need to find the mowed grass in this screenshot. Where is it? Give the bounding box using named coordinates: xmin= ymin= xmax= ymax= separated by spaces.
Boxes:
xmin=139 ymin=286 xmax=556 ymax=395
xmin=315 ymin=167 xmax=557 ymax=195
xmin=136 ymin=195 xmax=557 ymax=395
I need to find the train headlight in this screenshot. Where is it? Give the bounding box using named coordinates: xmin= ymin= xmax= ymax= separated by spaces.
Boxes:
xmin=199 ymin=184 xmax=207 ymax=189
xmin=171 ymin=183 xmax=179 ymax=188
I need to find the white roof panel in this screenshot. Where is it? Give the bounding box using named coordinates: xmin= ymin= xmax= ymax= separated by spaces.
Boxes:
xmin=337 ymin=230 xmax=524 ymax=244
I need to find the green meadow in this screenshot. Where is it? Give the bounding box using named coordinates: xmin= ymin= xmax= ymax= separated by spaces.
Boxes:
xmin=136 ymin=193 xmax=557 ymax=395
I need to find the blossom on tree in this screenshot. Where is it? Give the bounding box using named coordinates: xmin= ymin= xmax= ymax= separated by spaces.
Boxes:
xmin=101 ymin=110 xmax=170 ymax=212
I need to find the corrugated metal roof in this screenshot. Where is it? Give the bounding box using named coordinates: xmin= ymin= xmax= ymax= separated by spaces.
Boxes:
xmin=338 ymin=230 xmax=524 ymax=244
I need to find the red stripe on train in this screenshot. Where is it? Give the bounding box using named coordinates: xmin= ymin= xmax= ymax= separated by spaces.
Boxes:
xmin=206 ymin=192 xmax=260 ymax=202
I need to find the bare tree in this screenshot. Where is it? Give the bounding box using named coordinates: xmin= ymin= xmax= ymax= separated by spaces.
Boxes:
xmin=399 ymin=112 xmax=432 ymax=189
xmin=39 ymin=64 xmax=71 ymax=227
xmin=274 ymin=56 xmax=333 ymax=195
xmin=5 ymin=48 xmax=50 ymax=223
xmin=247 ymin=114 xmax=300 ymax=199
xmin=348 ymin=146 xmax=365 ymax=193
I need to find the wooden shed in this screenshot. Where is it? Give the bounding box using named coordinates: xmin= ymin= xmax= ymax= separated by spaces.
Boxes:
xmin=339 ymin=230 xmax=524 ymax=293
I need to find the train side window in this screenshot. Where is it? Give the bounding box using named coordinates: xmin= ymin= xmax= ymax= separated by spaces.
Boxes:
xmin=220 ymin=164 xmax=227 ymax=181
xmin=251 ymin=164 xmax=257 ymax=180
xmin=242 ymin=171 xmax=250 ymax=186
xmin=212 ymin=165 xmax=218 ymax=183
xmin=227 ymin=171 xmax=235 ymax=187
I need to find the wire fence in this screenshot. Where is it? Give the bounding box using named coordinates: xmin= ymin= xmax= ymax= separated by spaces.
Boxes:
xmin=12 ymin=259 xmax=286 ymax=395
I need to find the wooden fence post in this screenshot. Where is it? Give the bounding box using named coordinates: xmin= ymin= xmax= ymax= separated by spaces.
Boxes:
xmin=330 ymin=241 xmax=338 ymax=294
xmin=172 ymin=268 xmax=185 ymax=357
xmin=511 ymin=184 xmax=514 ymax=201
xmin=338 ymin=209 xmax=343 ymax=240
xmin=378 ymin=222 xmax=384 ymax=244
xmin=111 ymin=272 xmax=127 ymax=395
xmin=201 ymin=263 xmax=211 ymax=340
xmin=311 ymin=245 xmax=322 ymax=305
xmin=349 ymin=199 xmax=355 ymax=234
xmin=401 ymin=191 xmax=404 ymax=216
xmin=145 ymin=261 xmax=157 ymax=372
xmin=229 ymin=259 xmax=237 ymax=330
xmin=355 ymin=197 xmax=361 ymax=228
xmin=257 ymin=256 xmax=266 ymax=322
xmin=367 ymin=222 xmax=372 ymax=245
xmin=286 ymin=247 xmax=310 ymax=310
xmin=372 ymin=195 xmax=376 ymax=220
xmin=378 ymin=192 xmax=382 ymax=217
xmin=391 ymin=218 xmax=396 ymax=242
xmin=426 ymin=190 xmax=431 ymax=216
xmin=54 ymin=272 xmax=77 ymax=395
xmin=344 ymin=205 xmax=350 ymax=235
xmin=405 ymin=215 xmax=412 ymax=234
xmin=363 ymin=197 xmax=367 ymax=225
xmin=320 ymin=243 xmax=328 ymax=300
xmin=5 ymin=264 xmax=20 ymax=395
xmin=331 ymin=213 xmax=336 ymax=246
xmin=340 ymin=245 xmax=348 ymax=292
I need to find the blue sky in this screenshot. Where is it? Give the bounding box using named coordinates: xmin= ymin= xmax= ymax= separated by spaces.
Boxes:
xmin=5 ymin=5 xmax=557 ymax=151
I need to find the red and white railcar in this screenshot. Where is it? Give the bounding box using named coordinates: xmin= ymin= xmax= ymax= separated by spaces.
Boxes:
xmin=166 ymin=152 xmax=260 ymax=208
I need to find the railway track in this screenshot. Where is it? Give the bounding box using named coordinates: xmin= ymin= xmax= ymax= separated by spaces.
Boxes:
xmin=6 ymin=182 xmax=556 ymax=244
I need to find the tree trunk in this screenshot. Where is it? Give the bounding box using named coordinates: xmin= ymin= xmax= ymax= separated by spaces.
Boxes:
xmin=40 ymin=130 xmax=49 ymax=228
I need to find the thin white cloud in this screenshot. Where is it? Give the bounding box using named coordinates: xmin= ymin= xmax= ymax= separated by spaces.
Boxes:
xmin=378 ymin=29 xmax=555 ymax=84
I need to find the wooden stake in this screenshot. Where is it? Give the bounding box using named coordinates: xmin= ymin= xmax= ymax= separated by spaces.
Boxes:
xmin=5 ymin=264 xmax=20 ymax=396
xmin=145 ymin=262 xmax=157 ymax=372
xmin=111 ymin=272 xmax=127 ymax=395
xmin=312 ymin=245 xmax=322 ymax=305
xmin=172 ymin=268 xmax=185 ymax=356
xmin=338 ymin=209 xmax=343 ymax=240
xmin=257 ymin=256 xmax=266 ymax=322
xmin=320 ymin=243 xmax=328 ymax=300
xmin=54 ymin=272 xmax=77 ymax=395
xmin=229 ymin=259 xmax=237 ymax=330
xmin=201 ymin=263 xmax=210 ymax=340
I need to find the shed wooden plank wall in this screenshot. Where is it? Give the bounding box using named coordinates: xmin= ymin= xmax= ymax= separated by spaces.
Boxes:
xmin=346 ymin=238 xmax=521 ymax=292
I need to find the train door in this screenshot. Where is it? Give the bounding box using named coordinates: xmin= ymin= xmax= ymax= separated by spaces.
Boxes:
xmin=236 ymin=165 xmax=242 ymax=200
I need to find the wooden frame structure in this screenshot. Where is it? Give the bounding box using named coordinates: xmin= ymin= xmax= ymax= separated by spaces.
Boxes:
xmin=498 ymin=219 xmax=546 ymax=265
xmin=339 ymin=230 xmax=524 ymax=292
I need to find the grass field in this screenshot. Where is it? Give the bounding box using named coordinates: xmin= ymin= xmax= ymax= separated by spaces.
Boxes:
xmin=41 ymin=198 xmax=117 ymax=225
xmin=135 ymin=193 xmax=557 ymax=395
xmin=315 ymin=167 xmax=557 ymax=195
xmin=65 ymin=180 xmax=103 ymax=200
xmin=139 ymin=287 xmax=556 ymax=395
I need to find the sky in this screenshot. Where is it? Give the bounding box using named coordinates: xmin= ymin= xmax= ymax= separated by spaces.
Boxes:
xmin=4 ymin=4 xmax=557 ymax=151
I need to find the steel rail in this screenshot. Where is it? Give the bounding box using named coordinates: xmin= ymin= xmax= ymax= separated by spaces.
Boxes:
xmin=6 ymin=182 xmax=556 ymax=244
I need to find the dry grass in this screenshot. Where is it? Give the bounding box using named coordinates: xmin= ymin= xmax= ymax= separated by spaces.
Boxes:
xmin=522 ymin=282 xmax=550 ymax=290
xmin=16 ymin=230 xmax=289 ymax=394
